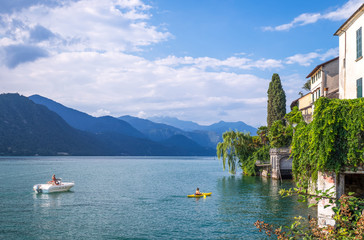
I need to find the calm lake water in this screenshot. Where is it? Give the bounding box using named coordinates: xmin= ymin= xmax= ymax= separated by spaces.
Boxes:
xmin=0 ymin=156 xmax=314 ymax=239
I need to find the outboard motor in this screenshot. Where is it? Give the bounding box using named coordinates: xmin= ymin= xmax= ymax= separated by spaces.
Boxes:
xmin=34 ymin=184 xmax=42 ymax=193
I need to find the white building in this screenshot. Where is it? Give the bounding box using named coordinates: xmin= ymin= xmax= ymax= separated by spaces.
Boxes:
xmin=316 ymin=4 xmax=364 ymax=227
xmin=307 ymin=57 xmax=339 ymax=104
xmin=334 ymin=4 xmax=364 ymax=99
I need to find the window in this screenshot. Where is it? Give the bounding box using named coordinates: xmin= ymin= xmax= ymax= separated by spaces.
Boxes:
xmin=318 ymin=71 xmax=321 ymax=78
xmin=357 ymin=27 xmax=362 ymax=59
xmin=357 ymin=78 xmax=362 ymax=98
xmin=318 ymin=89 xmax=321 ymax=98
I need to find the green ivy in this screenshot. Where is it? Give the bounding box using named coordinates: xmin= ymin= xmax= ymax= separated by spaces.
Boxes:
xmin=268 ymin=120 xmax=293 ymax=148
xmin=252 ymin=144 xmax=270 ymax=163
xmin=291 ymin=97 xmax=364 ymax=184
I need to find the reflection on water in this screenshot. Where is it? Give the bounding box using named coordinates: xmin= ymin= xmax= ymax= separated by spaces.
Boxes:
xmin=216 ymin=175 xmax=315 ymax=233
xmin=33 ymin=191 xmax=74 ymax=200
xmin=33 ymin=191 xmax=74 ymax=208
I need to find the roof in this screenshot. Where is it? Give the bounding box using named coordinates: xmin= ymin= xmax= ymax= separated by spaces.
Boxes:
xmin=306 ymin=57 xmax=339 ymax=78
xmin=290 ymin=98 xmax=299 ymax=110
xmin=334 ymin=4 xmax=364 ymax=36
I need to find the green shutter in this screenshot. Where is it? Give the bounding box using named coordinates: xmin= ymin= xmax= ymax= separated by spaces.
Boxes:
xmin=357 ymin=78 xmax=363 ymax=98
xmin=357 ymin=27 xmax=362 ymax=59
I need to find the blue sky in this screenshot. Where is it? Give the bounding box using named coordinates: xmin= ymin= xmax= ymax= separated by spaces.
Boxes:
xmin=0 ymin=0 xmax=362 ymax=127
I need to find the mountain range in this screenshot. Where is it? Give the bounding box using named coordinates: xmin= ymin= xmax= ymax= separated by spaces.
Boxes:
xmin=149 ymin=116 xmax=258 ymax=138
xmin=0 ymin=93 xmax=257 ymax=156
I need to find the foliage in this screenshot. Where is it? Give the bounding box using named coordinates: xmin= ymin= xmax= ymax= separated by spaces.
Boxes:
xmin=266 ymin=107 xmax=304 ymax=149
xmin=216 ymin=130 xmax=256 ymax=175
xmin=257 ymin=126 xmax=269 ymax=145
xmin=302 ymin=79 xmax=311 ymax=91
xmin=291 ymin=97 xmax=364 ymax=184
xmin=251 ymin=144 xmax=270 ymax=163
xmin=255 ymin=188 xmax=364 ymax=239
xmin=285 ymin=106 xmax=304 ymax=126
xmin=268 ymin=120 xmax=293 ymax=148
xmin=267 ymin=73 xmax=286 ymax=129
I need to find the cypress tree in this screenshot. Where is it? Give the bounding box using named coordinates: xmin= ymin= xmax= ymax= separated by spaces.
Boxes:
xmin=267 ymin=73 xmax=286 ymax=129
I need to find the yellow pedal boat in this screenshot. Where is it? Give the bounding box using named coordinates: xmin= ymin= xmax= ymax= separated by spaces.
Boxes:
xmin=187 ymin=192 xmax=212 ymax=198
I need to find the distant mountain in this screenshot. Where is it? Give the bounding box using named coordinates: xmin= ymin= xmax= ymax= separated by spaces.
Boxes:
xmin=22 ymin=94 xmax=255 ymax=156
xmin=119 ymin=115 xmax=216 ymax=147
xmin=0 ymin=93 xmax=107 ymax=155
xmin=21 ymin=94 xmax=214 ymax=156
xmin=119 ymin=115 xmax=184 ymax=142
xmin=0 ymin=93 xmax=216 ymax=156
xmin=148 ymin=116 xmax=257 ymax=136
xmin=159 ymin=135 xmax=215 ymax=156
xmin=204 ymin=121 xmax=258 ymax=137
xmin=29 ymin=95 xmax=144 ymax=138
xmin=148 ymin=116 xmax=201 ymax=131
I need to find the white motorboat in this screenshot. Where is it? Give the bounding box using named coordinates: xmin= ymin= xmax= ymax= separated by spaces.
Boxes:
xmin=33 ymin=178 xmax=74 ymax=193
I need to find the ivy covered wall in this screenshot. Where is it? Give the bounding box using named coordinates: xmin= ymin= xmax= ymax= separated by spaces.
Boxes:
xmin=291 ymin=97 xmax=364 ymax=184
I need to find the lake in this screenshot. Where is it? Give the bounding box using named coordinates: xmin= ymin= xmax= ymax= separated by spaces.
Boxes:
xmin=0 ymin=156 xmax=313 ymax=239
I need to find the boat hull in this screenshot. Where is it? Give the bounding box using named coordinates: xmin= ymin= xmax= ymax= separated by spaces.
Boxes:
xmin=33 ymin=182 xmax=74 ymax=193
xmin=187 ymin=192 xmax=212 ymax=198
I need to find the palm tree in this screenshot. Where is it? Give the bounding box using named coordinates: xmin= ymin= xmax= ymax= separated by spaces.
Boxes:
xmin=257 ymin=126 xmax=268 ymax=145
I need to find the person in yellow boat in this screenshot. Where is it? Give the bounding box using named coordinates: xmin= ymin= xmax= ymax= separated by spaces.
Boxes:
xmin=195 ymin=187 xmax=202 ymax=195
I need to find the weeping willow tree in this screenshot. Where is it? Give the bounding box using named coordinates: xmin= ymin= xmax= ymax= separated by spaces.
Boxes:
xmin=216 ymin=130 xmax=256 ymax=175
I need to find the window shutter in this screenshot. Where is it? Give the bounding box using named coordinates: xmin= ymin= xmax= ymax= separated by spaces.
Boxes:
xmin=357 ymin=27 xmax=362 ymax=59
xmin=357 ymin=78 xmax=363 ymax=98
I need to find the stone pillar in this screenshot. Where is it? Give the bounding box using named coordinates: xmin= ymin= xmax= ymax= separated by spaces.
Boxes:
xmin=317 ymin=171 xmax=338 ymax=227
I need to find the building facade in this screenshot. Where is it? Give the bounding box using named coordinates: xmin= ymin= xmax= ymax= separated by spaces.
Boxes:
xmin=307 ymin=57 xmax=339 ymax=105
xmin=335 ymin=4 xmax=364 ymax=99
xmin=290 ymin=93 xmax=313 ymax=123
xmin=290 ymin=57 xmax=339 ymax=123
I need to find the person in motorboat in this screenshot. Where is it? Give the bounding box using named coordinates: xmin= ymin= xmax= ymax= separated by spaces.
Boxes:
xmin=48 ymin=174 xmax=59 ymax=185
xmin=195 ymin=187 xmax=202 ymax=195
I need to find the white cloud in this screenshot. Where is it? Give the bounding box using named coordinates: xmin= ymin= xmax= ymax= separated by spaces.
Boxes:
xmin=0 ymin=50 xmax=272 ymax=126
xmin=137 ymin=111 xmax=147 ymax=118
xmin=285 ymin=48 xmax=338 ymax=66
xmin=286 ymin=52 xmax=320 ymax=66
xmin=0 ymin=0 xmax=171 ymax=53
xmin=323 ymin=0 xmax=363 ymax=21
xmin=320 ymin=47 xmax=339 ymax=60
xmin=263 ymin=0 xmax=363 ymax=31
xmin=155 ymin=55 xmax=283 ymax=71
xmin=92 ymin=109 xmax=111 ymax=117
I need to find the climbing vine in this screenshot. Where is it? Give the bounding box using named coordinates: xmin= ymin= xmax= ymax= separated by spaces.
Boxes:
xmin=291 ymin=97 xmax=364 ymax=184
